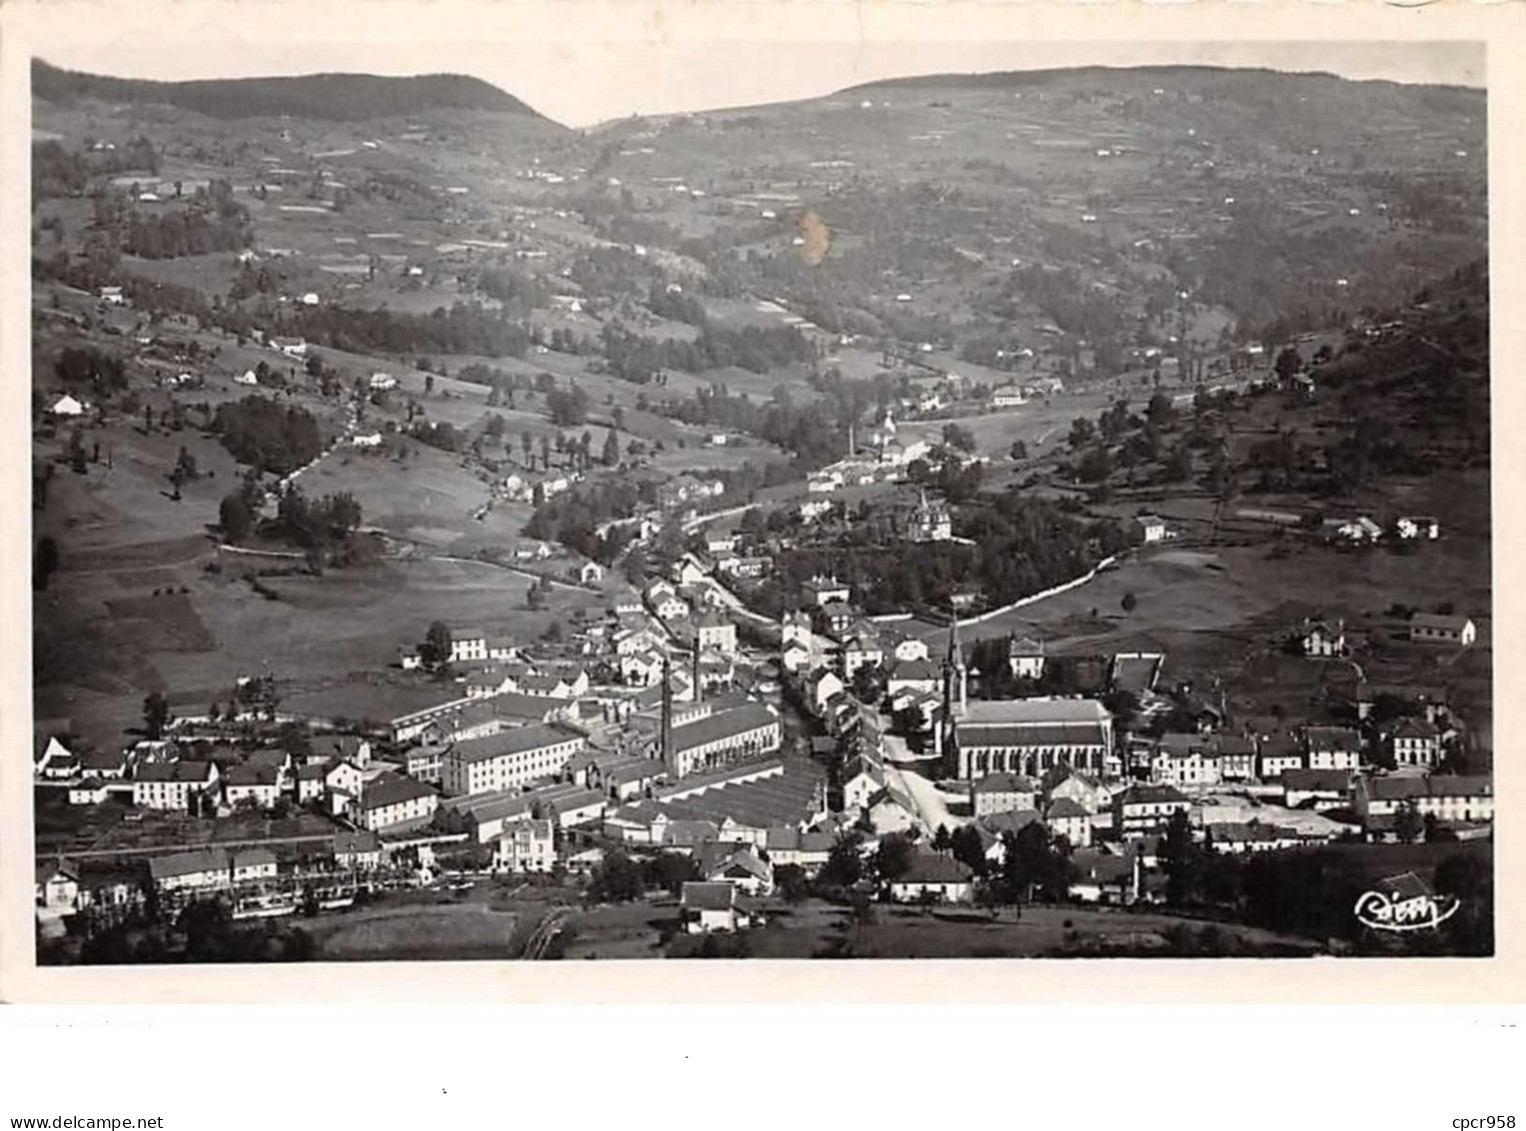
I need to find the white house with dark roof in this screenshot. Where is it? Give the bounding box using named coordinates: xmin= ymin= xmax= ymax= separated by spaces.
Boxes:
xmin=970 ymin=772 xmax=1038 ymax=817
xmin=1389 ymin=718 xmax=1442 ymax=768
xmin=231 ymin=848 xmax=278 ymax=884
xmin=1304 ymin=726 xmax=1363 ymax=772
xmin=1046 ymin=797 xmax=1094 ymax=848
xmin=888 ymin=854 xmax=974 ymax=904
xmin=449 ymin=627 xmax=490 ymax=664
xmin=1113 ymin=784 xmax=1191 ymax=836
xmin=497 ymin=818 xmax=556 ymax=873
xmin=357 ymin=774 xmax=439 ymax=832
xmin=695 ymin=611 xmax=737 ymax=657
xmin=681 ymin=881 xmax=750 ymax=933
xmin=223 ymin=764 xmax=282 ymax=810
xmin=1409 ymin=613 xmax=1476 ymax=647
xmin=149 ymin=848 xmax=231 ymax=892
xmin=133 ymin=761 xmax=220 ymax=811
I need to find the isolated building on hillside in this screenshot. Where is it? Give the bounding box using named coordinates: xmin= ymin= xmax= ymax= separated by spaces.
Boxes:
xmin=1409 ymin=613 xmax=1476 ymax=647
xmin=1301 ymin=618 xmax=1347 ymax=658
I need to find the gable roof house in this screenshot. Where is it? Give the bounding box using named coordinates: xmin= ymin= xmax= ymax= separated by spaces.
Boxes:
xmin=357 ymin=774 xmax=439 ymax=833
xmin=681 ymin=881 xmax=753 ymax=934
xmin=888 ymin=854 xmax=974 ymax=904
xmin=1409 ymin=613 xmax=1477 ymax=647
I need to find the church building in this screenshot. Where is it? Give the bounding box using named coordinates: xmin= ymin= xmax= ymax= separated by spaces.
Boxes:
xmin=936 ymin=617 xmax=1114 ymax=780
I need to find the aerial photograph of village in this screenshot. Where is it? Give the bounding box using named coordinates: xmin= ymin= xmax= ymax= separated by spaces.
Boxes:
xmin=27 ymin=43 xmax=1492 ymax=964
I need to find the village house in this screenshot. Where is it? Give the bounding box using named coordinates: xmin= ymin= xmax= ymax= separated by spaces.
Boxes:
xmin=1211 ymin=734 xmax=1259 ymax=781
xmin=1281 ymin=768 xmax=1353 ymax=811
xmin=1305 ymin=727 xmax=1363 ymax=771
xmin=842 ymin=747 xmax=887 ymax=813
xmin=695 ymin=611 xmax=738 ymax=657
xmin=888 ymin=854 xmax=974 ymax=904
xmin=816 ymin=601 xmax=857 ymax=640
xmin=448 ymin=627 xmax=490 ymax=664
xmin=763 ymin=828 xmax=836 ymax=875
xmin=1069 ymin=850 xmax=1138 ymax=905
xmin=1205 ymin=822 xmax=1304 ymax=855
xmin=35 ymin=859 xmax=81 ymax=913
xmin=1134 ymin=514 xmax=1168 ymax=543
xmin=149 ymin=848 xmax=232 ymax=893
xmin=1301 ymin=617 xmax=1347 ymax=658
xmin=681 ymin=881 xmax=752 ymax=933
xmin=1046 ymin=798 xmax=1095 ymax=848
xmin=1409 ymin=613 xmax=1477 ymax=647
xmin=230 ymin=848 xmax=279 ymax=885
xmin=1113 ymin=784 xmax=1191 ymax=836
xmin=68 ymin=779 xmax=109 ymax=806
xmin=1390 ymin=717 xmax=1443 ymax=769
xmin=645 ymin=581 xmax=691 ymax=623
xmin=497 ymin=818 xmax=557 ymax=873
xmin=1047 ymin=771 xmax=1114 ymax=817
xmin=801 ymin=576 xmax=852 ymax=608
xmin=332 ymin=831 xmax=383 ymax=871
xmin=1148 ymin=734 xmax=1220 ymax=790
xmin=50 ymin=394 xmax=86 ymax=418
xmin=324 ymin=758 xmax=366 ymax=807
xmin=34 ymin=735 xmax=80 ymax=780
xmin=78 ymin=747 xmax=130 ymax=781
xmin=887 ymin=657 xmax=939 ymax=698
xmin=970 ymin=772 xmax=1038 ymax=817
xmin=701 ymin=843 xmax=775 ymax=897
xmin=840 ymin=630 xmax=885 ymax=680
xmin=132 ymin=761 xmax=220 ymax=812
xmin=1352 ymin=775 xmax=1493 ymax=831
xmin=357 ymin=774 xmax=439 ymax=832
xmin=1257 ymin=735 xmax=1305 ymax=781
xmin=1008 ymin=636 xmax=1046 ymax=681
xmin=991 ymin=383 xmax=1027 ymax=409
xmin=223 ymin=764 xmax=282 ymax=810
xmin=781 ymin=638 xmax=814 ymax=676
xmin=805 ymin=668 xmax=847 ymax=716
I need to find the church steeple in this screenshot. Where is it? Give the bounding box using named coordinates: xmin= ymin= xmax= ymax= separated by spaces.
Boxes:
xmin=938 ymin=608 xmax=967 ymax=772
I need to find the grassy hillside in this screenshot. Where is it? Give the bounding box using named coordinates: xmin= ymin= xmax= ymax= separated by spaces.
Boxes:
xmin=33 ymin=59 xmax=553 ymax=123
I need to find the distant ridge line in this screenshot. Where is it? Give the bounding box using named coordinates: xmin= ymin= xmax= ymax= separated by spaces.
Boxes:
xmin=31 ymin=59 xmax=555 ymax=125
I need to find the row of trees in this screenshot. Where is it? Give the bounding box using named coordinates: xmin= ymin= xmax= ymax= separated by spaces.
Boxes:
xmin=600 ymin=320 xmax=817 ymax=382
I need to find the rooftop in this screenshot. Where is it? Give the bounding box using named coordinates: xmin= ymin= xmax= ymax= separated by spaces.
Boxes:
xmin=449 ymin=723 xmax=583 ymax=765
xmin=671 ymin=703 xmax=779 ymax=755
xmin=359 ymin=774 xmax=438 ymax=811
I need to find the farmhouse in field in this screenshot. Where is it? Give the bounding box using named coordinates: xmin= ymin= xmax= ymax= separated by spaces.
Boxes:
xmin=1409 ymin=613 xmax=1476 ymax=647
